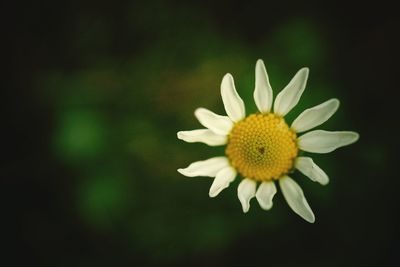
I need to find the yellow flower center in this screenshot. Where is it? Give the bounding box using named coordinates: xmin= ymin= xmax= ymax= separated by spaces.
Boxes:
xmin=225 ymin=113 xmax=298 ymax=181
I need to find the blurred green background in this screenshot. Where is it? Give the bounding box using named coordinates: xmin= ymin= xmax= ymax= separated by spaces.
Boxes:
xmin=4 ymin=1 xmax=399 ymax=266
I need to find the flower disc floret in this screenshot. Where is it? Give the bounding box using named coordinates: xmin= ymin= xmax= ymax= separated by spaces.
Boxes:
xmin=226 ymin=113 xmax=298 ymax=181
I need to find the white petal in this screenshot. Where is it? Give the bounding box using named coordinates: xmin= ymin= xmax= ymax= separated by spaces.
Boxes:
xmin=254 ymin=59 xmax=273 ymax=113
xmin=237 ymin=178 xmax=256 ymax=213
xmin=295 ymin=157 xmax=329 ymax=185
xmin=209 ymin=167 xmax=237 ymax=197
xmin=177 ymin=157 xmax=229 ymax=177
xmin=221 ymin=73 xmax=245 ymax=122
xmin=194 ymin=108 xmax=233 ymax=135
xmin=255 ymin=181 xmax=277 ymax=210
xmin=279 ymin=176 xmax=315 ymax=223
xmin=177 ymin=129 xmax=227 ymax=146
xmin=298 ymin=130 xmax=359 ymax=153
xmin=291 ymin=99 xmax=340 ymax=133
xmin=273 ymin=68 xmax=309 ymax=117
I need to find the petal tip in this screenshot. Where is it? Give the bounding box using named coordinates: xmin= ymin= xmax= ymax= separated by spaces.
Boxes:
xmin=307 ymin=216 xmax=316 ymax=223
xmin=301 ymin=67 xmax=310 ymax=73
xmin=223 ymin=73 xmax=233 ymax=81
xmin=346 ymin=131 xmax=360 ymax=145
xmin=221 ymin=73 xmax=234 ymax=89
xmin=208 ymin=188 xmax=220 ymax=198
xmin=194 ymin=108 xmax=202 ymax=116
xmin=242 ymin=206 xmax=250 ymax=213
xmin=329 ymin=98 xmax=340 ymax=110
xmin=352 ymin=132 xmax=360 ymax=142
xmin=208 ymin=191 xmax=217 ymax=198
xmin=177 ymin=168 xmax=186 ymax=175
xmin=303 ymin=208 xmax=316 ymax=223
xmin=260 ymin=203 xmax=273 ymax=210
xmin=193 ymin=109 xmax=202 ymax=122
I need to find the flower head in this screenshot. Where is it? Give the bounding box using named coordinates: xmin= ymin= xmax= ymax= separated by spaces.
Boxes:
xmin=177 ymin=59 xmax=359 ymax=223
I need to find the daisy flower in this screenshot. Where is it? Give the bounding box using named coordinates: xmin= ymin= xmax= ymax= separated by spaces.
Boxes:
xmin=177 ymin=59 xmax=359 ymax=223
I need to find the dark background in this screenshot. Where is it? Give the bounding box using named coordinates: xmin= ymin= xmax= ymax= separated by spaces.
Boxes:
xmin=3 ymin=1 xmax=399 ymax=266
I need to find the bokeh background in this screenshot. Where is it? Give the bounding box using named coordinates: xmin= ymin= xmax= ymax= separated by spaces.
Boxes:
xmin=4 ymin=1 xmax=399 ymax=266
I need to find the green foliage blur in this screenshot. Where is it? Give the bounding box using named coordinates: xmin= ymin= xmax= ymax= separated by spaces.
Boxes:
xmin=5 ymin=1 xmax=399 ymax=266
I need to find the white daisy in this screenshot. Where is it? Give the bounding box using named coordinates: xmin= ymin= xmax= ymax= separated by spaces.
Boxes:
xmin=177 ymin=59 xmax=359 ymax=223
